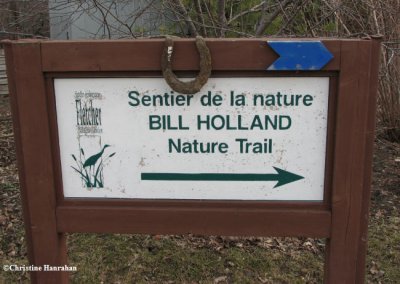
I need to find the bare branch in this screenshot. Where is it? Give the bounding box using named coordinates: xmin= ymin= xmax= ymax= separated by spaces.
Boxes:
xmin=201 ymin=0 xmax=218 ymax=37
xmin=92 ymin=0 xmax=112 ymax=39
xmin=275 ymin=0 xmax=304 ymax=35
xmin=227 ymin=2 xmax=277 ymax=25
xmin=321 ymin=0 xmax=351 ymax=36
xmin=88 ymin=0 xmax=137 ymax=38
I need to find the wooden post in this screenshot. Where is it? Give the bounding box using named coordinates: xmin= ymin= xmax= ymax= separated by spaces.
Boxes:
xmin=355 ymin=38 xmax=381 ymax=282
xmin=4 ymin=40 xmax=69 ymax=283
xmin=324 ymin=39 xmax=381 ymax=283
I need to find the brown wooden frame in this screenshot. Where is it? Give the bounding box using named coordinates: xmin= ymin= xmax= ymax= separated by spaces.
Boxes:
xmin=3 ymin=38 xmax=380 ymax=283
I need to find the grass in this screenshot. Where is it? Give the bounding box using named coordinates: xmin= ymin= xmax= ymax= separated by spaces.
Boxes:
xmin=0 ymin=182 xmax=30 ymax=283
xmin=367 ymin=215 xmax=400 ymax=283
xmin=67 ymin=234 xmax=324 ymax=283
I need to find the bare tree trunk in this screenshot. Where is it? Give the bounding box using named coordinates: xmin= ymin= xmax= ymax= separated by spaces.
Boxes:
xmin=171 ymin=0 xmax=198 ymax=36
xmin=194 ymin=0 xmax=207 ymax=36
xmin=217 ymin=0 xmax=227 ymax=37
xmin=9 ymin=0 xmax=19 ymax=35
xmin=255 ymin=0 xmax=293 ymax=36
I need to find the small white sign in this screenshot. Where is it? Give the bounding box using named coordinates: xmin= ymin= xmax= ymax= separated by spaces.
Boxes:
xmin=54 ymin=77 xmax=329 ymax=200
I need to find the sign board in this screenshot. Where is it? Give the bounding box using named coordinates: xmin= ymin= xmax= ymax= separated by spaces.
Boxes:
xmin=4 ymin=38 xmax=380 ymax=283
xmin=55 ymin=77 xmax=329 ymax=200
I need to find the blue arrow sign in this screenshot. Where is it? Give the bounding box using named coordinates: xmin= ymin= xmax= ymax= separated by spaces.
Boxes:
xmin=267 ymin=41 xmax=333 ymax=71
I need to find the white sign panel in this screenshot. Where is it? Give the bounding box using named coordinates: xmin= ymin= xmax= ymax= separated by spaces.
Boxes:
xmin=54 ymin=77 xmax=329 ymax=200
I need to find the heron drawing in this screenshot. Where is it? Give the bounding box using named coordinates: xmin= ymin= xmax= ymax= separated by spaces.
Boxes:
xmin=83 ymin=144 xmax=110 ymax=177
xmin=71 ymin=144 xmax=115 ymax=188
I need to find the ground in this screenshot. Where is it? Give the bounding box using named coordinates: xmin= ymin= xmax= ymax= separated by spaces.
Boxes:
xmin=0 ymin=96 xmax=399 ymax=283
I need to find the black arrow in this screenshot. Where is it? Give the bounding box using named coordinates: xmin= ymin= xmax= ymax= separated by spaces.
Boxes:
xmin=141 ymin=167 xmax=304 ymax=188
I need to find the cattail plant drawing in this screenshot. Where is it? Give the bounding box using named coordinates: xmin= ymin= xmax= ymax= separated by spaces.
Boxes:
xmin=71 ymin=144 xmax=115 ymax=188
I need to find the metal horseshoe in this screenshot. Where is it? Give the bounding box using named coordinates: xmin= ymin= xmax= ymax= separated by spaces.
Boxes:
xmin=161 ymin=36 xmax=212 ymax=95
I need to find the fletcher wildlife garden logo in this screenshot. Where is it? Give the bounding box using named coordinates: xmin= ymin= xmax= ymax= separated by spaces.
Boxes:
xmin=71 ymin=91 xmax=115 ymax=189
